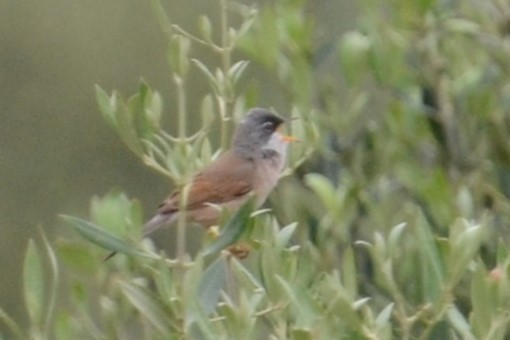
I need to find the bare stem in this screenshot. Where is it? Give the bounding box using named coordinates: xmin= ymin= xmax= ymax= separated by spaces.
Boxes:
xmin=219 ymin=0 xmax=232 ymax=150
xmin=172 ymin=24 xmax=208 ymax=46
xmin=176 ymin=199 xmax=187 ymax=264
xmin=175 ymin=76 xmax=187 ymax=140
xmin=221 ymin=0 xmax=231 ymax=75
xmin=174 ymin=74 xmax=187 ymax=264
xmin=417 ymin=291 xmax=453 ymax=340
xmin=381 ymin=261 xmax=413 ymax=339
xmin=218 ymin=98 xmax=229 ymax=150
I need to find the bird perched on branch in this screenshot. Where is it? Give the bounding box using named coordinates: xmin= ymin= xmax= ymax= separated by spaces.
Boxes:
xmin=105 ymin=108 xmax=297 ymax=260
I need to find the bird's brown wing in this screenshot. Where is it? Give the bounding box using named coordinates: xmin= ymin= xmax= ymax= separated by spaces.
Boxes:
xmin=156 ymin=151 xmax=255 ymax=215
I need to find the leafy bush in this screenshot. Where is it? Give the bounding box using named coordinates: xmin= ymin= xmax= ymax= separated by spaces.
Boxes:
xmin=4 ymin=0 xmax=510 ymax=339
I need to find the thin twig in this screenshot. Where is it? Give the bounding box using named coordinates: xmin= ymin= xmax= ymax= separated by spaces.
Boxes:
xmin=219 ymin=0 xmax=232 ymax=150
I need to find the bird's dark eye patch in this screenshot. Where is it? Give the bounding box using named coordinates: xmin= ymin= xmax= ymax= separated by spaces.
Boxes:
xmin=262 ymin=121 xmax=275 ymax=132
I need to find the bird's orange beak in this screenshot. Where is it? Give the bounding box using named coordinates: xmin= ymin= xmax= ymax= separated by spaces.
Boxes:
xmin=277 ymin=122 xmax=300 ymax=143
xmin=277 ymin=132 xmax=300 ymax=143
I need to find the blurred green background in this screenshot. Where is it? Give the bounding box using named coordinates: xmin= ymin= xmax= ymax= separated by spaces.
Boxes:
xmin=0 ymin=0 xmax=355 ymax=328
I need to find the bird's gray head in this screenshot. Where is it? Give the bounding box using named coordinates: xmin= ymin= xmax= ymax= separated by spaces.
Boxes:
xmin=232 ymin=108 xmax=286 ymax=157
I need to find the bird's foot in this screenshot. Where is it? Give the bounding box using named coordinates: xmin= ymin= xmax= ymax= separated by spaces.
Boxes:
xmin=227 ymin=242 xmax=251 ymax=259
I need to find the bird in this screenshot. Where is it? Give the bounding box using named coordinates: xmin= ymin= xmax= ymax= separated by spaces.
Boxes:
xmin=105 ymin=108 xmax=297 ymax=260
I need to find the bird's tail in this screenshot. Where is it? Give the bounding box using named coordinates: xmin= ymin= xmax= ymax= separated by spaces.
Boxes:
xmin=142 ymin=212 xmax=177 ymax=237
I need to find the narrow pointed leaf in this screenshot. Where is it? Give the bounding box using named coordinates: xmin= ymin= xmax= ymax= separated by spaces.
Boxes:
xmin=120 ymin=282 xmax=174 ymax=333
xmin=202 ymin=199 xmax=255 ymax=256
xmin=196 ymin=256 xmax=228 ymax=315
xmin=232 ymin=258 xmax=263 ymax=289
xmin=23 ymin=240 xmax=44 ymax=326
xmin=147 ymin=91 xmax=162 ymax=130
xmin=275 ymin=276 xmax=316 ymax=328
xmin=192 ymin=59 xmax=220 ymax=94
xmin=304 ymin=173 xmax=339 ymax=213
xmin=342 ymin=247 xmax=357 ymax=300
xmin=448 ymin=221 xmax=485 ymax=287
xmin=447 ymin=305 xmax=475 ymax=340
xmin=470 ymin=263 xmax=492 ymax=336
xmin=60 ymin=215 xmax=144 ymax=257
xmin=200 ymin=95 xmax=215 ymax=129
xmin=228 ymin=60 xmax=250 ymax=84
xmin=388 ymin=222 xmax=407 ymax=257
xmin=375 ymin=303 xmax=394 ymax=328
xmin=95 ymin=85 xmax=116 ymax=128
xmin=276 ymin=222 xmax=297 ymax=248
xmin=115 ymin=100 xmax=144 ymax=156
xmin=40 ymin=229 xmax=59 ymax=334
xmin=414 ymin=210 xmax=444 ymax=301
xmin=328 ymin=294 xmax=363 ymax=329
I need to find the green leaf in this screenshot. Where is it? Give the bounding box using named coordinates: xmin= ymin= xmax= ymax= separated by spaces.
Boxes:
xmin=197 ymin=257 xmax=228 ymax=315
xmin=40 ymin=229 xmax=59 ymax=335
xmin=184 ymin=262 xmax=218 ymax=340
xmin=56 ymin=240 xmax=96 ymax=274
xmin=146 ymin=90 xmax=162 ymax=131
xmin=276 ymin=276 xmax=317 ymax=328
xmin=339 ymin=31 xmax=371 ymax=84
xmin=448 ymin=219 xmax=485 ymax=287
xmin=23 ymin=240 xmax=44 ymax=327
xmin=132 ymin=81 xmax=161 ymax=139
xmin=168 ymin=35 xmax=190 ymax=76
xmin=95 ymin=85 xmax=116 ymax=128
xmin=216 ymin=298 xmax=241 ymax=335
xmin=352 ymin=297 xmax=371 ymax=310
xmin=328 ymin=294 xmax=363 ymax=330
xmin=200 ymin=95 xmax=215 ymax=130
xmin=388 ymin=222 xmax=407 ymax=258
xmin=341 ymin=247 xmax=358 ymax=300
xmin=90 ymin=189 xmax=142 ymax=236
xmin=149 ymin=0 xmax=173 ymax=37
xmin=373 ymin=232 xmax=387 ymax=259
xmin=202 ymin=199 xmax=256 ymax=256
xmin=120 ymin=282 xmax=175 ymax=334
xmin=375 ymin=303 xmax=394 ymax=329
xmin=116 ymin=100 xmax=144 ymax=156
xmin=132 ymin=82 xmax=152 ymax=138
xmin=149 ymin=258 xmax=176 ymax=304
xmin=447 ymin=305 xmax=475 ymax=340
xmin=96 ymin=87 xmax=144 ymax=156
xmin=496 ymin=238 xmax=509 ymax=265
xmin=228 ymin=60 xmax=250 ymax=84
xmin=258 ymin=245 xmax=280 ymax=299
xmin=231 ymin=258 xmax=263 ymax=289
xmin=199 ymin=15 xmax=212 ymax=43
xmin=192 ymin=59 xmax=220 ymax=95
xmin=60 ymin=215 xmax=145 ymax=257
xmin=470 ymin=262 xmax=492 ymax=337
xmin=276 ymin=222 xmax=297 ymax=248
xmin=414 ymin=210 xmax=444 ymax=302
xmin=304 ymin=173 xmax=340 ymax=214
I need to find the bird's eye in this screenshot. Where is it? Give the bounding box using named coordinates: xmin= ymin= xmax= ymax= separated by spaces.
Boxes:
xmin=262 ymin=121 xmax=275 ymax=132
